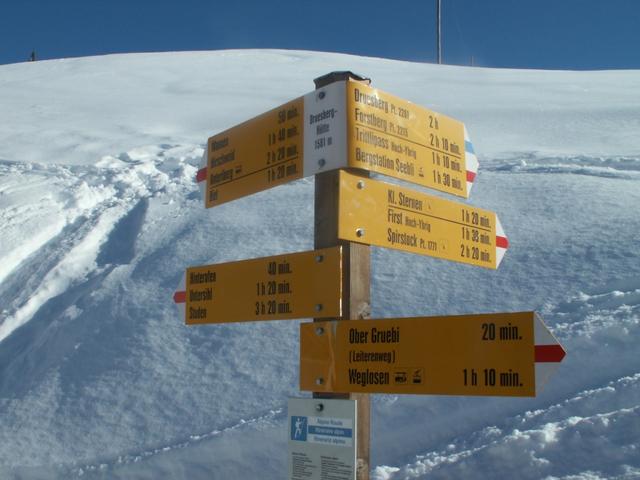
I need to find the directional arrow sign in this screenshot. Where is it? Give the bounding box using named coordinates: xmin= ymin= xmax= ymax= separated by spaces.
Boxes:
xmin=346 ymin=80 xmax=478 ymax=198
xmin=300 ymin=312 xmax=565 ymax=397
xmin=197 ymin=79 xmax=479 ymax=207
xmin=174 ymin=247 xmax=342 ymax=324
xmin=337 ymin=170 xmax=509 ymax=269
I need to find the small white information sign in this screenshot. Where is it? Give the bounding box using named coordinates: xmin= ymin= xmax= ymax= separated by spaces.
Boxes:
xmin=288 ymin=398 xmax=357 ymax=480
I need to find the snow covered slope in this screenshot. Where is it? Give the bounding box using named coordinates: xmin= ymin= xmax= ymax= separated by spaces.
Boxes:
xmin=0 ymin=50 xmax=639 ymax=479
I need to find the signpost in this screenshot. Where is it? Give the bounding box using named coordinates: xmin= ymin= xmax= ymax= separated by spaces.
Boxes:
xmin=300 ymin=312 xmax=565 ymax=397
xmin=177 ymin=71 xmax=565 ymax=480
xmin=198 ymin=79 xmax=479 ymax=208
xmin=174 ymin=247 xmax=342 ymax=324
xmin=288 ymin=398 xmax=357 ymax=480
xmin=336 ymin=170 xmax=508 ymax=269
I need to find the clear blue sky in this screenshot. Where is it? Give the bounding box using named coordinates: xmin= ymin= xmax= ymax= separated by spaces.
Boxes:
xmin=1 ymin=0 xmax=639 ymax=69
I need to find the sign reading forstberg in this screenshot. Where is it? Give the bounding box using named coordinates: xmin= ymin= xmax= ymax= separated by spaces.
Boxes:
xmin=199 ymin=80 xmax=479 ymax=207
xmin=346 ymin=81 xmax=476 ymax=198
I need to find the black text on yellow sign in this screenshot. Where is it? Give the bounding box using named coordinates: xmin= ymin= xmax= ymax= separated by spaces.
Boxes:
xmin=337 ymin=170 xmax=507 ymax=269
xmin=185 ymin=247 xmax=342 ymax=324
xmin=300 ymin=313 xmax=539 ymax=397
xmin=202 ymin=80 xmax=478 ymax=208
xmin=346 ymin=81 xmax=471 ymax=198
xmin=206 ymin=97 xmax=305 ymax=208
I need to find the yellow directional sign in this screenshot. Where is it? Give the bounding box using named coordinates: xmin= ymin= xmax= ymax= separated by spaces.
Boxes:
xmin=346 ymin=81 xmax=476 ymax=198
xmin=205 ymin=96 xmax=305 ymax=207
xmin=199 ymin=80 xmax=480 ymax=208
xmin=300 ymin=312 xmax=566 ymax=397
xmin=175 ymin=247 xmax=342 ymax=324
xmin=337 ymin=170 xmax=509 ymax=269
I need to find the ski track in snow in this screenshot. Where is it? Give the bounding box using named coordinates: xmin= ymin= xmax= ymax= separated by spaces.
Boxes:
xmin=69 ymin=408 xmax=285 ymax=477
xmin=480 ymin=153 xmax=640 ymax=180
xmin=0 ymin=144 xmax=202 ymax=342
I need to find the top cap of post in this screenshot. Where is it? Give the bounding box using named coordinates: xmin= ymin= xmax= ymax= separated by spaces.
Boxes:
xmin=313 ymin=71 xmax=371 ymax=89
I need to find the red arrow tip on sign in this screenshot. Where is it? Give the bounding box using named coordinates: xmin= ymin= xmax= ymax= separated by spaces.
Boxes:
xmin=196 ymin=167 xmax=207 ymax=183
xmin=173 ymin=291 xmax=186 ymax=304
xmin=535 ymin=344 xmax=566 ymax=363
xmin=496 ymin=236 xmax=509 ymax=249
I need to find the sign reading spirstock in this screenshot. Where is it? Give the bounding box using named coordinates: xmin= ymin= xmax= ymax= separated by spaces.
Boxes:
xmin=336 ymin=170 xmax=508 ymax=269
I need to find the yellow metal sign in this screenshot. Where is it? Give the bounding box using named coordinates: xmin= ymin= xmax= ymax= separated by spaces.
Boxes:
xmin=200 ymin=80 xmax=478 ymax=207
xmin=183 ymin=247 xmax=341 ymax=324
xmin=300 ymin=313 xmax=538 ymax=397
xmin=205 ymin=96 xmax=304 ymax=207
xmin=337 ymin=170 xmax=508 ymax=269
xmin=346 ymin=81 xmax=471 ymax=198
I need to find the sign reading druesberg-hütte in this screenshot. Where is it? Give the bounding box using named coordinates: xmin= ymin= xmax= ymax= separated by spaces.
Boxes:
xmin=197 ymin=80 xmax=480 ymax=208
xmin=173 ymin=247 xmax=342 ymax=324
xmin=300 ymin=312 xmax=565 ymax=397
xmin=336 ymin=170 xmax=508 ymax=269
xmin=346 ymin=81 xmax=478 ymax=198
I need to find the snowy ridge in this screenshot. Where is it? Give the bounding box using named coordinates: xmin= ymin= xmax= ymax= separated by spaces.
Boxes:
xmin=0 ymin=50 xmax=639 ymax=479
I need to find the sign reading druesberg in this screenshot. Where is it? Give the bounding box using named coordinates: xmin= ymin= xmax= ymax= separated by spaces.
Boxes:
xmin=198 ymin=80 xmax=479 ymax=207
xmin=300 ymin=312 xmax=566 ymax=397
xmin=347 ymin=81 xmax=477 ymax=198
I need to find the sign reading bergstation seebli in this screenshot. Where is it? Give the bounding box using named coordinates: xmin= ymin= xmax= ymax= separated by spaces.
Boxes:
xmin=199 ymin=80 xmax=479 ymax=207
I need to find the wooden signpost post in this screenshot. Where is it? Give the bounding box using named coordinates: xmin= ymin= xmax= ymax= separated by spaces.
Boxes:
xmin=177 ymin=71 xmax=565 ymax=480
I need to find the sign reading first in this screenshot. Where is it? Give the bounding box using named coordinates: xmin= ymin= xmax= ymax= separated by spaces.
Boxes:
xmin=200 ymin=80 xmax=479 ymax=207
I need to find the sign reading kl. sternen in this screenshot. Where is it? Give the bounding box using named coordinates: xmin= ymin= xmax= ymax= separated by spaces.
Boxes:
xmin=337 ymin=170 xmax=508 ymax=269
xmin=199 ymin=79 xmax=479 ymax=207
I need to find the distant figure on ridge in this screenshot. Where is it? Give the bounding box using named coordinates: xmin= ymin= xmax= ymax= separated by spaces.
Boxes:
xmin=29 ymin=50 xmax=36 ymax=62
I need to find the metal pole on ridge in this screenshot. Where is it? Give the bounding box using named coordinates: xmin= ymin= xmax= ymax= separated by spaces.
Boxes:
xmin=437 ymin=0 xmax=442 ymax=64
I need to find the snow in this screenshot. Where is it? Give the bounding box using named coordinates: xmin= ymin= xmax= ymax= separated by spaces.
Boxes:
xmin=0 ymin=49 xmax=639 ymax=479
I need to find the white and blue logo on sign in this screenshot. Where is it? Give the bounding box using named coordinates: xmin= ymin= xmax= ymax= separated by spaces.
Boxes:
xmin=291 ymin=416 xmax=308 ymax=441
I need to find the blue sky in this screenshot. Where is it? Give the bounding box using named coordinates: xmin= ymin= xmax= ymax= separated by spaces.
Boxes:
xmin=1 ymin=0 xmax=639 ymax=69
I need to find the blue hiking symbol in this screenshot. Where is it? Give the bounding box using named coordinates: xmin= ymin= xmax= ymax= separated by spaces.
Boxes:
xmin=291 ymin=416 xmax=307 ymax=441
